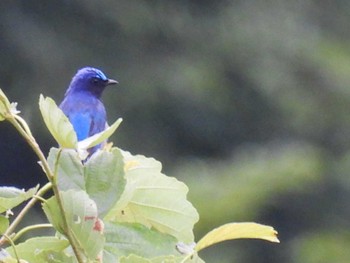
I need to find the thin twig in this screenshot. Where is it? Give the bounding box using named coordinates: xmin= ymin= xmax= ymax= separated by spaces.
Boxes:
xmin=3 ymin=234 xmax=21 ymax=262
xmin=12 ymin=223 xmax=53 ymax=243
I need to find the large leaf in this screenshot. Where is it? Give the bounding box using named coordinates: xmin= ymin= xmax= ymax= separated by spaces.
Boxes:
xmin=77 ymin=118 xmax=123 ymax=150
xmin=105 ymin=151 xmax=199 ymax=243
xmin=120 ymin=255 xmax=151 ymax=263
xmin=39 ymin=95 xmax=77 ymax=148
xmin=84 ymin=148 xmax=126 ymax=217
xmin=103 ymin=222 xmax=178 ymax=260
xmin=0 ymin=186 xmax=38 ymax=213
xmin=195 ymin=222 xmax=280 ymax=252
xmin=42 ymin=190 xmax=105 ymax=260
xmin=5 ymin=237 xmax=70 ymax=262
xmin=47 ymin=148 xmax=84 ymax=191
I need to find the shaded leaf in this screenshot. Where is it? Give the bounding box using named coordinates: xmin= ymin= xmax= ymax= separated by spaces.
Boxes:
xmin=42 ymin=195 xmax=64 ymax=233
xmin=105 ymin=151 xmax=199 ymax=243
xmin=103 ymin=222 xmax=178 ymax=260
xmin=0 ymin=215 xmax=9 ymax=234
xmin=0 ymin=186 xmax=38 ymax=213
xmin=42 ymin=190 xmax=105 ymax=259
xmin=84 ymin=148 xmax=126 ymax=217
xmin=5 ymin=236 xmax=69 ymax=262
xmin=77 ymin=118 xmax=122 ymax=150
xmin=195 ymin=222 xmax=279 ymax=252
xmin=39 ymin=95 xmax=77 ymax=148
xmin=47 ymin=148 xmax=84 ymax=191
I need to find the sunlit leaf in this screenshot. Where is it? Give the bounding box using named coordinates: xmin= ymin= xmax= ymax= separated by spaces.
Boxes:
xmin=105 ymin=151 xmax=199 ymax=243
xmin=47 ymin=148 xmax=84 ymax=191
xmin=195 ymin=222 xmax=279 ymax=252
xmin=5 ymin=237 xmax=69 ymax=262
xmin=84 ymin=148 xmax=126 ymax=217
xmin=39 ymin=95 xmax=77 ymax=148
xmin=0 ymin=215 xmax=9 ymax=234
xmin=77 ymin=118 xmax=122 ymax=150
xmin=0 ymin=186 xmax=38 ymax=213
xmin=42 ymin=190 xmax=105 ymax=259
xmin=103 ymin=222 xmax=178 ymax=260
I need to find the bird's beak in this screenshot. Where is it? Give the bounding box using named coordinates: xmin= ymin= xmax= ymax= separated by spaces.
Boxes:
xmin=107 ymin=79 xmax=118 ymax=85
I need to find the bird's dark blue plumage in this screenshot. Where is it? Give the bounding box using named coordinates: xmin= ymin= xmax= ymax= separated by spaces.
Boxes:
xmin=59 ymin=67 xmax=118 ymax=155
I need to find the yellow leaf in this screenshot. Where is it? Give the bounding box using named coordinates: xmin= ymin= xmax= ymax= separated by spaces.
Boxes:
xmin=195 ymin=222 xmax=279 ymax=252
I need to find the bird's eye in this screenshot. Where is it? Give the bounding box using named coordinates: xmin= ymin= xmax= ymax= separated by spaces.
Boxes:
xmin=91 ymin=77 xmax=100 ymax=84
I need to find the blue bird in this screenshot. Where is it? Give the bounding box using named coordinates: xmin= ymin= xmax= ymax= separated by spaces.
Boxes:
xmin=59 ymin=67 xmax=118 ymax=156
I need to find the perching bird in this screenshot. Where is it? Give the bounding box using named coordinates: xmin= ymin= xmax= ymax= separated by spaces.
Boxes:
xmin=59 ymin=67 xmax=118 ymax=156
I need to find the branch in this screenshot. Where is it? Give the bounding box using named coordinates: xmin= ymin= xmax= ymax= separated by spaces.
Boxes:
xmin=1 ymin=104 xmax=85 ymax=263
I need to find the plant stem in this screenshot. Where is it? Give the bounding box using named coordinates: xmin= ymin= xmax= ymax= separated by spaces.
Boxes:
xmin=12 ymin=224 xmax=53 ymax=243
xmin=7 ymin=116 xmax=53 ymax=181
xmin=14 ymin=114 xmax=33 ymax=137
xmin=3 ymin=110 xmax=85 ymax=263
xmin=3 ymin=234 xmax=21 ymax=262
xmin=50 ymin=149 xmax=85 ymax=263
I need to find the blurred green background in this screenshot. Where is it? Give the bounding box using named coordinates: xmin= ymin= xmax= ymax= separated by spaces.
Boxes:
xmin=1 ymin=1 xmax=350 ymax=262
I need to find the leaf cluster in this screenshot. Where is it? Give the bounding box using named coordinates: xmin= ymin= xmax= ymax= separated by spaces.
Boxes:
xmin=0 ymin=91 xmax=279 ymax=262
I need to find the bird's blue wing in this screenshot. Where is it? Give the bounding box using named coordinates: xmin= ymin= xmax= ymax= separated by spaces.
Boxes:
xmin=68 ymin=112 xmax=92 ymax=141
xmin=59 ymin=94 xmax=107 ymax=155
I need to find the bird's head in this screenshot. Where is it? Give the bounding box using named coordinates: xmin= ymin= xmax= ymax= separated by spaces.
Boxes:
xmin=65 ymin=67 xmax=118 ymax=98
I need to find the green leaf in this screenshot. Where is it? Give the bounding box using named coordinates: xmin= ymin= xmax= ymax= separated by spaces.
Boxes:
xmin=42 ymin=195 xmax=64 ymax=233
xmin=0 ymin=89 xmax=11 ymax=121
xmin=47 ymin=148 xmax=84 ymax=191
xmin=120 ymin=254 xmax=151 ymax=263
xmin=103 ymin=222 xmax=178 ymax=260
xmin=120 ymin=254 xmax=205 ymax=263
xmin=84 ymin=148 xmax=126 ymax=217
xmin=105 ymin=151 xmax=199 ymax=243
xmin=42 ymin=190 xmax=105 ymax=260
xmin=77 ymin=118 xmax=123 ymax=150
xmin=0 ymin=215 xmax=9 ymax=234
xmin=0 ymin=186 xmax=38 ymax=213
xmin=195 ymin=222 xmax=280 ymax=252
xmin=5 ymin=236 xmax=70 ymax=262
xmin=39 ymin=94 xmax=77 ymax=148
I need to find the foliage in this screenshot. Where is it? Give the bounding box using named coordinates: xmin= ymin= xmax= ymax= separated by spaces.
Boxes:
xmin=0 ymin=90 xmax=279 ymax=262
xmin=2 ymin=2 xmax=350 ymax=262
